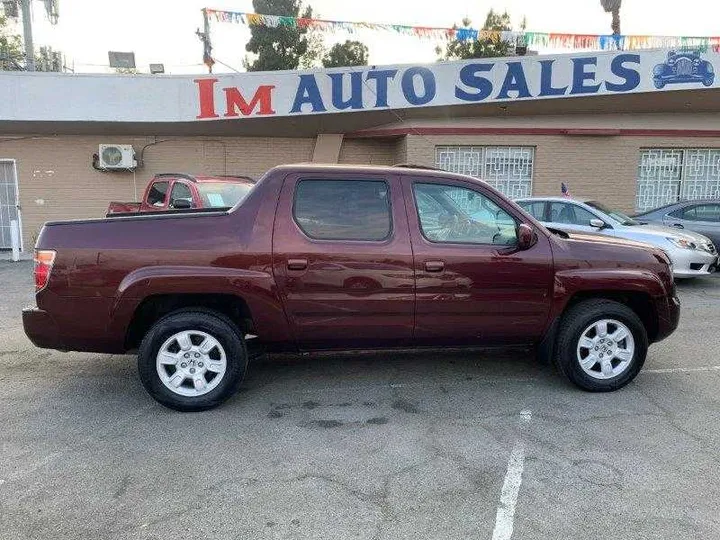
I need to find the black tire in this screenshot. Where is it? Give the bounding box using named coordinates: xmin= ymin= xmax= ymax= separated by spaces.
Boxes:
xmin=137 ymin=309 xmax=247 ymax=411
xmin=554 ymin=299 xmax=648 ymax=392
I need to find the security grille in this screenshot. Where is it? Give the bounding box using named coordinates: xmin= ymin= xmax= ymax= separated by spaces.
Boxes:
xmin=637 ymin=149 xmax=720 ymax=211
xmin=435 ymin=146 xmax=534 ymax=199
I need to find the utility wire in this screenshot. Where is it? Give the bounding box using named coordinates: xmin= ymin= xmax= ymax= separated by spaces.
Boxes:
xmin=211 ymin=57 xmax=242 ymax=73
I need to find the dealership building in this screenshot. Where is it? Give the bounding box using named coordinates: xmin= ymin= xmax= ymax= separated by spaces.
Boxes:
xmin=1 ymin=47 xmax=719 ymax=251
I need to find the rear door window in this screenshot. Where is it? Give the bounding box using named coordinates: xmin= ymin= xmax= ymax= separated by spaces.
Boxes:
xmin=147 ymin=181 xmax=169 ymax=207
xmin=549 ymin=202 xmax=596 ymax=226
xmin=517 ymin=201 xmax=546 ymax=220
xmin=293 ymin=179 xmax=391 ymax=241
xmin=682 ymin=204 xmax=720 ymax=222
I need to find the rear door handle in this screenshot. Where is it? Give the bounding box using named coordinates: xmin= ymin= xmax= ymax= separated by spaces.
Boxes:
xmin=287 ymin=258 xmax=308 ymax=271
xmin=424 ymin=260 xmax=445 ymax=272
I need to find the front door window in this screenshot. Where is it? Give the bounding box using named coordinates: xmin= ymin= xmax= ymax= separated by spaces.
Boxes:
xmin=413 ymin=183 xmax=517 ymax=245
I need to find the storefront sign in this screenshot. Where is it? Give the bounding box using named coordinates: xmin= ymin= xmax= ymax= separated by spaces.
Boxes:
xmin=0 ymin=48 xmax=717 ymax=123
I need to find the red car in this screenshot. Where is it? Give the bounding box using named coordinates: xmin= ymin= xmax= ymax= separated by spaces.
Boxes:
xmin=107 ymin=173 xmax=255 ymax=215
xmin=24 ymin=164 xmax=680 ymax=411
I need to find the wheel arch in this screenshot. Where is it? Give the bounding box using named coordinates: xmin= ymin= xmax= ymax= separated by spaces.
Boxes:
xmin=561 ymin=290 xmax=659 ymax=343
xmin=109 ymin=264 xmax=294 ymax=352
xmin=124 ymin=293 xmax=255 ymax=351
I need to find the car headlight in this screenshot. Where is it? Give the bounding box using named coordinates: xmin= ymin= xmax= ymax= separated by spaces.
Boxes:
xmin=667 ymin=237 xmax=697 ymax=250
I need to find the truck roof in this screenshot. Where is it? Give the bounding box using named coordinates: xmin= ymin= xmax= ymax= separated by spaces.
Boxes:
xmin=153 ymin=173 xmax=255 ymax=184
xmin=267 ymin=163 xmax=490 ymax=185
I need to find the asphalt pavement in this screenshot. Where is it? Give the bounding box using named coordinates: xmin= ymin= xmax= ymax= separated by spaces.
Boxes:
xmin=0 ymin=260 xmax=719 ymax=540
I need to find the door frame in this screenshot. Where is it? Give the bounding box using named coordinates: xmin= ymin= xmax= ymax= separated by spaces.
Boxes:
xmin=0 ymin=159 xmax=23 ymax=252
xmin=402 ymin=175 xmax=554 ymax=345
xmin=271 ymin=172 xmax=415 ymax=349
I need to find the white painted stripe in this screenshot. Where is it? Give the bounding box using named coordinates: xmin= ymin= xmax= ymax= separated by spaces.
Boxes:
xmin=491 ymin=441 xmax=526 ymax=540
xmin=643 ymin=365 xmax=720 ymax=374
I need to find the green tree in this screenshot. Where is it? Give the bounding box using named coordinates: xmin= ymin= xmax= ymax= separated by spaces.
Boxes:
xmin=322 ymin=40 xmax=368 ymax=68
xmin=600 ymin=0 xmax=621 ymax=35
xmin=244 ymin=0 xmax=314 ymax=71
xmin=35 ymin=46 xmax=63 ymax=72
xmin=298 ymin=24 xmax=325 ymax=69
xmin=436 ymin=9 xmax=515 ymax=61
xmin=0 ymin=15 xmax=23 ymax=70
xmin=1 ymin=17 xmax=63 ymax=71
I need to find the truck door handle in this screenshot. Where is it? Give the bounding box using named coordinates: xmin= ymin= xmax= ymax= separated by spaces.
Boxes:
xmin=671 ymin=223 xmax=684 ymax=229
xmin=424 ymin=260 xmax=445 ymax=272
xmin=287 ymin=258 xmax=308 ymax=271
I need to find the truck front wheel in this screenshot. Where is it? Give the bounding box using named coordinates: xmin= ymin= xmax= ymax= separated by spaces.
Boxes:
xmin=555 ymin=300 xmax=648 ymax=392
xmin=137 ymin=309 xmax=248 ymax=411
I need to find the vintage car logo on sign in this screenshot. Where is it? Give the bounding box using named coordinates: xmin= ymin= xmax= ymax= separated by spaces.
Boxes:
xmin=652 ymin=50 xmax=715 ymax=89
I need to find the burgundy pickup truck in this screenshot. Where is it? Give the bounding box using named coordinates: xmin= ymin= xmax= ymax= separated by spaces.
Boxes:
xmin=23 ymin=164 xmax=680 ymax=411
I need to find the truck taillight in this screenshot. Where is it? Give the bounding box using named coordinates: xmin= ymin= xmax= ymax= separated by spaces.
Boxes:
xmin=34 ymin=250 xmax=56 ymax=292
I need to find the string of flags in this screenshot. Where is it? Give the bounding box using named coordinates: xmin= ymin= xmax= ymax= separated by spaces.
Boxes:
xmin=204 ymin=8 xmax=720 ymax=53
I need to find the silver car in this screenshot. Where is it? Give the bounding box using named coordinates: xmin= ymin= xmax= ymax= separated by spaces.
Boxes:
xmin=634 ymin=200 xmax=720 ymax=248
xmin=515 ymin=197 xmax=718 ymax=279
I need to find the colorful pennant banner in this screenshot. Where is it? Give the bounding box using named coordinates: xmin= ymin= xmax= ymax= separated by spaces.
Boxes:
xmin=204 ymin=8 xmax=720 ymax=52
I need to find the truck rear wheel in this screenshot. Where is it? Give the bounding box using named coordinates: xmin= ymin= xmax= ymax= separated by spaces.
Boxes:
xmin=137 ymin=309 xmax=247 ymax=411
xmin=555 ymin=300 xmax=648 ymax=392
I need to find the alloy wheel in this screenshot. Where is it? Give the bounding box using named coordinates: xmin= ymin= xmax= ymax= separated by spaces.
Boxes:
xmin=156 ymin=330 xmax=227 ymax=397
xmin=576 ymin=319 xmax=635 ymax=380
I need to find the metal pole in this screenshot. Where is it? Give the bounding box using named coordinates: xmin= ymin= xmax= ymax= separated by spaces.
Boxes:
xmin=20 ymin=0 xmax=35 ymax=71
xmin=202 ymin=8 xmax=212 ymax=74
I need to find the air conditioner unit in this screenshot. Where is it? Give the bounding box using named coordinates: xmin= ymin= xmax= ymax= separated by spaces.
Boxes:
xmin=98 ymin=144 xmax=137 ymax=170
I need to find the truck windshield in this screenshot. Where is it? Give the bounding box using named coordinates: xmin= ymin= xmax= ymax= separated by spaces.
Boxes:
xmin=196 ymin=182 xmax=254 ymax=208
xmin=585 ymin=201 xmax=640 ymax=226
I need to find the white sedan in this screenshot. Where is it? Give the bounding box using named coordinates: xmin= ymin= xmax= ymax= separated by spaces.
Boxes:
xmin=515 ymin=197 xmax=718 ymax=279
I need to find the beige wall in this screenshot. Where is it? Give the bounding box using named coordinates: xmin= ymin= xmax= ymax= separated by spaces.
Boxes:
xmin=4 ymin=130 xmax=720 ymax=251
xmin=1 ymin=134 xmax=406 ymax=250
xmin=0 ymin=135 xmax=316 ymax=248
xmin=404 ymin=133 xmax=720 ymax=213
xmin=338 ymin=138 xmax=398 ymax=166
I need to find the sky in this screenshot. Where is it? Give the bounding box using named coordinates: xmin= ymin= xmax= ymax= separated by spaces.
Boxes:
xmin=16 ymin=0 xmax=720 ymax=74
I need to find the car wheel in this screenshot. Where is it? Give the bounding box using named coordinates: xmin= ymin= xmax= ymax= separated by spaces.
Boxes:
xmin=554 ymin=299 xmax=648 ymax=392
xmin=653 ymin=79 xmax=665 ymax=89
xmin=137 ymin=309 xmax=248 ymax=411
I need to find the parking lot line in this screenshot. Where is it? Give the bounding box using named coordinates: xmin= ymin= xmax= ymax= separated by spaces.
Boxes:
xmin=490 ymin=410 xmax=531 ymax=540
xmin=643 ymin=365 xmax=720 ymax=374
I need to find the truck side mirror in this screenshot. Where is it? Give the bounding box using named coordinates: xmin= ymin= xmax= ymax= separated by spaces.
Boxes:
xmin=517 ymin=223 xmax=537 ymax=250
xmin=171 ymin=199 xmax=192 ymax=209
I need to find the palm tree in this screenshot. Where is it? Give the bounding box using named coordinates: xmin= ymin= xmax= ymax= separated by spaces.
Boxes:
xmin=601 ymin=0 xmax=622 ymax=35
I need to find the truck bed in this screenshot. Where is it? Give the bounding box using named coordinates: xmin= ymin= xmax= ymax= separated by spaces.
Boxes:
xmin=102 ymin=207 xmax=232 ymax=220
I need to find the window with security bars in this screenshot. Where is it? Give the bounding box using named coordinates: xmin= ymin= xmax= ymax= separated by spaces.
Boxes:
xmin=637 ymin=149 xmax=720 ymax=212
xmin=435 ymin=146 xmax=534 ymax=199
